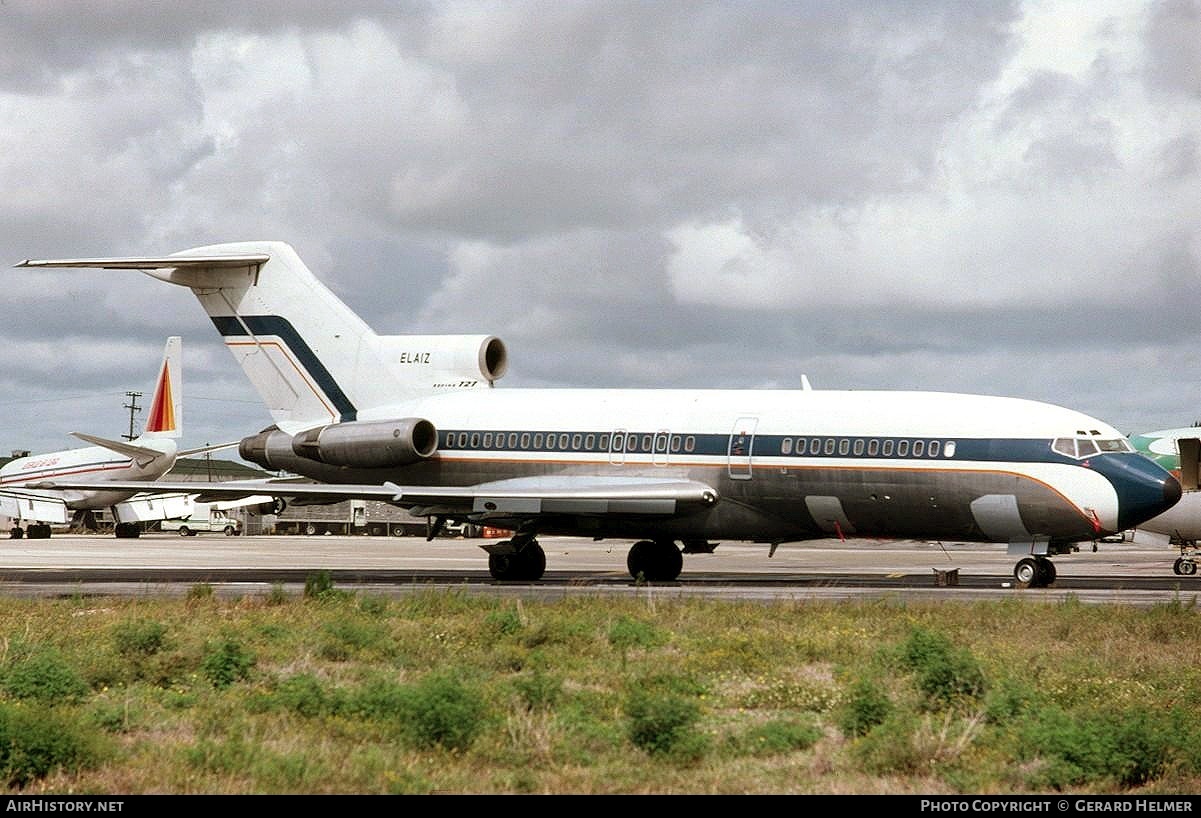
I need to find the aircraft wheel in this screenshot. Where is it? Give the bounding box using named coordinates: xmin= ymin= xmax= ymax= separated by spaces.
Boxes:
xmin=627 ymin=540 xmax=653 ymax=580
xmin=488 ymin=552 xmax=513 ymax=580
xmin=224 ymin=526 xmax=236 ymax=536
xmin=1014 ymin=558 xmax=1039 ymax=589
xmin=1037 ymin=558 xmax=1056 ymax=586
xmin=305 ymin=524 xmax=318 ymax=536
xmin=178 ymin=527 xmax=190 ymax=537
xmin=9 ymin=527 xmax=22 ymax=539
xmin=1184 ymin=560 xmax=1198 ymax=577
xmin=519 ymin=540 xmax=546 ymax=580
xmin=647 ymin=539 xmax=683 ymax=581
xmin=1174 ymin=557 xmax=1185 ymax=576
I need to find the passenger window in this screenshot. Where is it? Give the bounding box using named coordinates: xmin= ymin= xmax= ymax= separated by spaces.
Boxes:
xmin=612 ymin=433 xmax=624 ymax=450
xmin=508 ymin=433 xmax=518 ymax=448
xmin=897 ymin=440 xmax=909 ymax=457
xmin=483 ymin=433 xmax=493 ymax=448
xmin=809 ymin=438 xmax=821 ymax=455
xmin=670 ymin=435 xmax=682 ymax=452
xmin=559 ymin=433 xmax=569 ymax=450
xmin=533 ymin=434 xmax=544 ymax=448
xmin=781 ymin=438 xmax=793 ymax=455
xmin=912 ymin=440 xmax=924 ymax=457
xmin=444 ymin=433 xmax=455 ymax=448
xmin=600 ymin=434 xmax=610 ymax=449
xmin=641 ymin=434 xmax=653 ymax=452
xmin=470 ymin=433 xmax=480 ymax=448
xmin=824 ymin=438 xmax=835 ymax=455
xmin=458 ymin=433 xmax=468 ymax=447
xmin=943 ymin=441 xmax=955 ymax=457
xmin=520 ymin=433 xmax=530 ymax=449
xmin=572 ymin=434 xmax=582 ymax=450
xmin=883 ymin=440 xmax=894 ymax=456
xmin=853 ymin=439 xmax=864 ymax=456
xmin=685 ymin=436 xmax=696 ymax=452
xmin=928 ymin=440 xmax=940 ymax=457
xmin=585 ymin=434 xmax=595 ymax=450
xmin=868 ymin=439 xmax=879 ymax=456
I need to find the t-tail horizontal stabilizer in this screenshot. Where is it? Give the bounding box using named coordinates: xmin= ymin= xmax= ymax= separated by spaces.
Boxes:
xmin=69 ymin=432 xmax=167 ymax=468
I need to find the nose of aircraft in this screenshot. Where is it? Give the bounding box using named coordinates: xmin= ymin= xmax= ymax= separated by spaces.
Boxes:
xmin=1112 ymin=454 xmax=1182 ymax=532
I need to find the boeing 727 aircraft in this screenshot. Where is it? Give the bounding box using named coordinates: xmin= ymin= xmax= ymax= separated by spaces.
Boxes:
xmin=16 ymin=242 xmax=1182 ymax=585
xmin=0 ymin=336 xmax=214 ymax=538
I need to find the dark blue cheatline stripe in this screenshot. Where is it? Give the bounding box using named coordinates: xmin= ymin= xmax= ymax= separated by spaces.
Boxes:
xmin=211 ymin=315 xmax=357 ymax=422
xmin=436 ymin=429 xmax=1086 ymax=465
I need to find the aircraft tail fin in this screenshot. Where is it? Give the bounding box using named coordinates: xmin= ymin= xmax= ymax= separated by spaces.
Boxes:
xmin=139 ymin=336 xmax=182 ymax=439
xmin=18 ymin=243 xmax=506 ymax=431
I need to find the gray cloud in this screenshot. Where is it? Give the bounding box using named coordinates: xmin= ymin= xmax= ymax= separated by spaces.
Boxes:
xmin=0 ymin=0 xmax=1198 ymax=458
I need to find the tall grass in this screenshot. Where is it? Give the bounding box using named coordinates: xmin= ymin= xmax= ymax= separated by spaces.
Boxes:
xmin=0 ymin=591 xmax=1197 ymax=793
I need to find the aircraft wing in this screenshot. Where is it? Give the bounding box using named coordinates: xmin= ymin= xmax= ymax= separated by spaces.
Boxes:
xmin=30 ymin=476 xmax=719 ymax=518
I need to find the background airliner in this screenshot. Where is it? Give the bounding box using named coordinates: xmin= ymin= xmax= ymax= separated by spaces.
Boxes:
xmin=0 ymin=336 xmax=202 ymax=538
xmin=16 ymin=242 xmax=1182 ymax=585
xmin=1127 ymin=427 xmax=1201 ymax=575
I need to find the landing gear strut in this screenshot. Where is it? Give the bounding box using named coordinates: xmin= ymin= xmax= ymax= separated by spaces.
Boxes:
xmin=1174 ymin=541 xmax=1199 ymax=576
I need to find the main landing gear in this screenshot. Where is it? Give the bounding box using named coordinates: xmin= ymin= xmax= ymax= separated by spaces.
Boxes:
xmin=9 ymin=524 xmax=52 ymax=539
xmin=627 ymin=539 xmax=683 ymax=582
xmin=1173 ymin=541 xmax=1199 ymax=576
xmin=481 ymin=536 xmax=687 ymax=583
xmin=1013 ymin=556 xmax=1056 ymax=589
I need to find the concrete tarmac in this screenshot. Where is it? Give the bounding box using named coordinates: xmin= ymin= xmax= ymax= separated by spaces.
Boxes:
xmin=0 ymin=532 xmax=1196 ymax=607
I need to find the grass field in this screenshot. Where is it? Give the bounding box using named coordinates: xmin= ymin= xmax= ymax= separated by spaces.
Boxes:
xmin=0 ymin=574 xmax=1198 ymax=794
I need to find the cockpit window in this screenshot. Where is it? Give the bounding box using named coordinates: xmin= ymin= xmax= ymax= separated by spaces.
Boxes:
xmin=1052 ymin=436 xmax=1132 ymax=459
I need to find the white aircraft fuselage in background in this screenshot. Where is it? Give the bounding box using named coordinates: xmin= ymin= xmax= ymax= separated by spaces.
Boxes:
xmin=0 ymin=336 xmax=184 ymax=538
xmin=16 ymin=242 xmax=1182 ymax=585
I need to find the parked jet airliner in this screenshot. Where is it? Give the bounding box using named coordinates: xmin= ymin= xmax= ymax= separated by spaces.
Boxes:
xmin=16 ymin=242 xmax=1182 ymax=586
xmin=0 ymin=336 xmax=219 ymax=538
xmin=1126 ymin=427 xmax=1201 ymax=575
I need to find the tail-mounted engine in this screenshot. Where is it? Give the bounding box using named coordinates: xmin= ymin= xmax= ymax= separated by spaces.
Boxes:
xmin=377 ymin=334 xmax=508 ymax=388
xmin=239 ymin=418 xmax=438 ymax=471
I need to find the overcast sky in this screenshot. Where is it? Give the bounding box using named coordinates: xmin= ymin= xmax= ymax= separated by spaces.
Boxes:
xmin=1 ymin=0 xmax=1199 ymax=459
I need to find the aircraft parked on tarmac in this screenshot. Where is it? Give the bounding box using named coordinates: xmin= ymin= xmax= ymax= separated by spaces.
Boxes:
xmin=0 ymin=336 xmax=227 ymax=538
xmin=16 ymin=242 xmax=1182 ymax=585
xmin=1127 ymin=427 xmax=1201 ymax=575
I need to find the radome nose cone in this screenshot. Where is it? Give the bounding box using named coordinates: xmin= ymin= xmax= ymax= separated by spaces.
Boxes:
xmin=1164 ymin=474 xmax=1183 ymax=507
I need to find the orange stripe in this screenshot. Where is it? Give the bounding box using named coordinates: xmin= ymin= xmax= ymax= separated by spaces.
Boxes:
xmin=145 ymin=364 xmax=175 ymax=432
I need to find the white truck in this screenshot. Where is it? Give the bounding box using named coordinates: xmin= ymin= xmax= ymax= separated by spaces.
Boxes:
xmin=160 ymin=503 xmax=242 ymax=536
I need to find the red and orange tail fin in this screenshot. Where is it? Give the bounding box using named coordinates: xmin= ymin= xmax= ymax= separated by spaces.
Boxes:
xmin=140 ymin=337 xmax=182 ymax=439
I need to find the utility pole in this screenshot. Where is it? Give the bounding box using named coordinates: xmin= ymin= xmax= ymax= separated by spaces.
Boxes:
xmin=122 ymin=391 xmax=143 ymax=441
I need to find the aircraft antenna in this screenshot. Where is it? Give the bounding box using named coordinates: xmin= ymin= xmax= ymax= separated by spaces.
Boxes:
xmin=122 ymin=391 xmax=143 ymax=441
